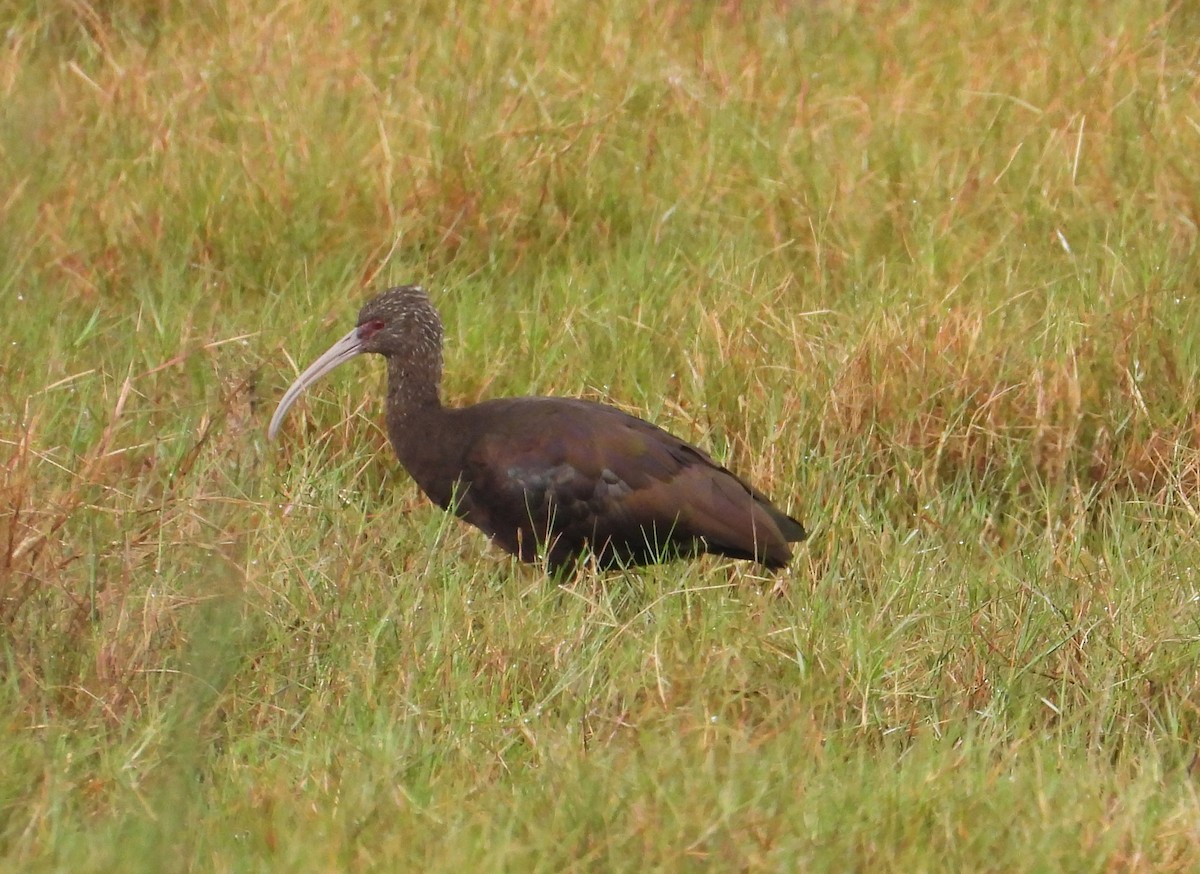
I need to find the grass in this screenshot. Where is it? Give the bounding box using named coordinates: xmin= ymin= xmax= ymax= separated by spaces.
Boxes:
xmin=2 ymin=0 xmax=1199 ymax=869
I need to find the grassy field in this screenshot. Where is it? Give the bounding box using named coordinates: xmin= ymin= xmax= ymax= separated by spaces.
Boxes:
xmin=2 ymin=0 xmax=1200 ymax=869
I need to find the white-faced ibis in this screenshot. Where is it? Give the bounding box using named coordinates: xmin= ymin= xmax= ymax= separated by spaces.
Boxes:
xmin=268 ymin=286 xmax=806 ymax=573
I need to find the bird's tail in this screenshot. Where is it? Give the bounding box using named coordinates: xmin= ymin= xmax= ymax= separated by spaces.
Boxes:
xmin=768 ymin=507 xmax=807 ymax=543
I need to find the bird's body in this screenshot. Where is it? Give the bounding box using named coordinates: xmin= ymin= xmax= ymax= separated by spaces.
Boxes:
xmin=269 ymin=286 xmax=806 ymax=573
xmin=390 ymin=396 xmax=803 ymax=572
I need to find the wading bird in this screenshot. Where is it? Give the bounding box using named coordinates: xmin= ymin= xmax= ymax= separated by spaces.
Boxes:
xmin=268 ymin=286 xmax=806 ymax=573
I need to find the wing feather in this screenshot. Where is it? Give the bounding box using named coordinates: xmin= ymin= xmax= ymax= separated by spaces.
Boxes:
xmin=453 ymin=398 xmax=803 ymax=569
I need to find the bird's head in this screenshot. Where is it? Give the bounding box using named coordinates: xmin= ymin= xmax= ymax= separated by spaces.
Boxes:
xmin=267 ymin=285 xmax=444 ymax=440
xmin=354 ymin=285 xmax=444 ymax=357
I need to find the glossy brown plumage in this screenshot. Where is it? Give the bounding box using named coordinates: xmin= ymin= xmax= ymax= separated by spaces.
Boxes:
xmin=269 ymin=286 xmax=807 ymax=573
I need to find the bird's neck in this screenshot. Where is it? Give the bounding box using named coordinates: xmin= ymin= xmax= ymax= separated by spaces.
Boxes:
xmin=385 ymin=354 xmax=443 ymax=422
xmin=384 ymin=350 xmax=446 ymax=458
xmin=384 ymin=355 xmax=457 ymax=501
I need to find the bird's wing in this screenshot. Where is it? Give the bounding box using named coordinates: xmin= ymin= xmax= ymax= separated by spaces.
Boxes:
xmin=456 ymin=399 xmax=797 ymax=566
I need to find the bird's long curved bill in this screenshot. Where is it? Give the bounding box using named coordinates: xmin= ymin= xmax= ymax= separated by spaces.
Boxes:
xmin=268 ymin=328 xmax=364 ymax=440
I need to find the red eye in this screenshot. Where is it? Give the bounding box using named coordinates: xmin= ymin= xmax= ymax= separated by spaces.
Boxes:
xmin=358 ymin=319 xmax=385 ymax=339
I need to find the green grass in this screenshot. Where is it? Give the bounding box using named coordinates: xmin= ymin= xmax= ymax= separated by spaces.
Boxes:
xmin=2 ymin=0 xmax=1200 ymax=869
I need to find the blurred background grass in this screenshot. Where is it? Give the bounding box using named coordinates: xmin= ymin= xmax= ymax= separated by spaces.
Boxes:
xmin=1 ymin=1 xmax=1199 ymax=869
